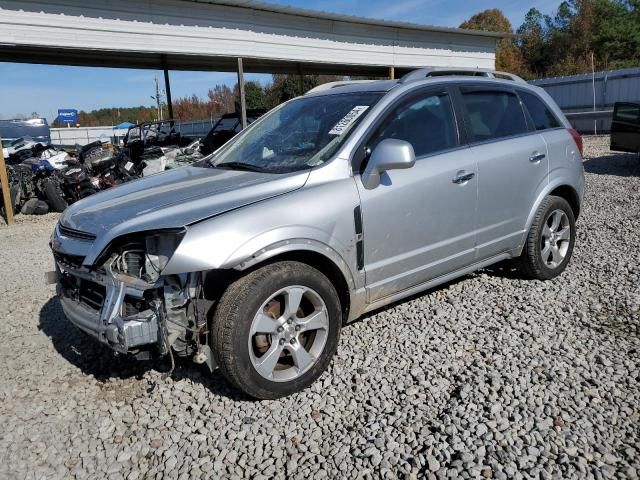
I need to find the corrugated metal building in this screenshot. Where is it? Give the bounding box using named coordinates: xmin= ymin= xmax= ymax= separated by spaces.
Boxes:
xmin=530 ymin=68 xmax=640 ymax=133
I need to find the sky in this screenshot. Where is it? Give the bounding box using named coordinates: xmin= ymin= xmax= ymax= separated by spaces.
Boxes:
xmin=0 ymin=0 xmax=562 ymax=122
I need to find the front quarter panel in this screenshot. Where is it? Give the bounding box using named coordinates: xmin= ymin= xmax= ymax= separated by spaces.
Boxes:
xmin=163 ymin=173 xmax=362 ymax=290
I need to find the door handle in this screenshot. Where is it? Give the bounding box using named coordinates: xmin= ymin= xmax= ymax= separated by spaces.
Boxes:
xmin=529 ymin=152 xmax=546 ymax=163
xmin=452 ymin=171 xmax=475 ymax=184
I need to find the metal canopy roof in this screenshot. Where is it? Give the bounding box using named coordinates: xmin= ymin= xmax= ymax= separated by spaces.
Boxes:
xmin=0 ymin=0 xmax=499 ymax=74
xmin=187 ymin=0 xmax=508 ymax=39
xmin=0 ymin=46 xmax=414 ymax=77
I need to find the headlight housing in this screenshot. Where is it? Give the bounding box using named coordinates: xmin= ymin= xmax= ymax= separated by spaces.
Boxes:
xmin=100 ymin=229 xmax=186 ymax=283
xmin=143 ymin=230 xmax=186 ymax=282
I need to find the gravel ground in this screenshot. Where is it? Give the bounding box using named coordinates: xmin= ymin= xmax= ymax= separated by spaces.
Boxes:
xmin=0 ymin=136 xmax=638 ymax=480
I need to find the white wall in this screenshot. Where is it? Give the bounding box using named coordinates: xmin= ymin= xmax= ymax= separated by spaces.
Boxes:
xmin=50 ymin=126 xmax=128 ymax=145
xmin=50 ymin=120 xmax=213 ymax=145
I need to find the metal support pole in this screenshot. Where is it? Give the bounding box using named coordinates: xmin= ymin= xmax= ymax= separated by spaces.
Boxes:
xmin=162 ymin=56 xmax=174 ymax=120
xmin=389 ymin=66 xmax=395 ymax=80
xmin=237 ymin=57 xmax=247 ymax=129
xmin=0 ymin=138 xmax=14 ymax=225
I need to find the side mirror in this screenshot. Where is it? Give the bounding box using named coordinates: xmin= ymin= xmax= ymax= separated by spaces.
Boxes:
xmin=361 ymin=138 xmax=416 ymax=189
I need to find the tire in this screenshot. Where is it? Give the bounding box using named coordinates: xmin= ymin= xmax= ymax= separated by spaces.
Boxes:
xmin=1 ymin=186 xmax=18 ymax=217
xmin=211 ymin=261 xmax=342 ymax=399
xmin=517 ymin=195 xmax=576 ymax=280
xmin=43 ymin=179 xmax=68 ymax=213
xmin=21 ymin=198 xmax=49 ymax=215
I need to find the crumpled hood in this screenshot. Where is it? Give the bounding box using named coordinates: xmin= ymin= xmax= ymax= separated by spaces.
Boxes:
xmin=60 ymin=165 xmax=309 ymax=243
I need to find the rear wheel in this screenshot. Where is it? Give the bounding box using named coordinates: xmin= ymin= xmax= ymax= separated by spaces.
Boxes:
xmin=517 ymin=195 xmax=575 ymax=280
xmin=211 ymin=261 xmax=341 ymax=399
xmin=43 ymin=179 xmax=68 ymax=212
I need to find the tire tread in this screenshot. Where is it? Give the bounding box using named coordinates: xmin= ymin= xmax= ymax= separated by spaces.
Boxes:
xmin=517 ymin=195 xmax=575 ymax=280
xmin=211 ymin=261 xmax=340 ymax=399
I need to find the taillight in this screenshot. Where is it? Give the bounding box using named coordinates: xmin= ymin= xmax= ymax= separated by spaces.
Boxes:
xmin=567 ymin=128 xmax=583 ymax=157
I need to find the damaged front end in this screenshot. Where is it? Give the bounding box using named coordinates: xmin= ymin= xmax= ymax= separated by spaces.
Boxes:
xmin=51 ymin=225 xmax=214 ymax=369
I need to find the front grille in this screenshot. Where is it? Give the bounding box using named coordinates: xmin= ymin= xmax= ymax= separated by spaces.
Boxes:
xmin=79 ymin=279 xmax=106 ymax=310
xmin=53 ymin=251 xmax=85 ymax=270
xmin=58 ymin=224 xmax=96 ymax=241
xmin=59 ymin=273 xmax=77 ymax=297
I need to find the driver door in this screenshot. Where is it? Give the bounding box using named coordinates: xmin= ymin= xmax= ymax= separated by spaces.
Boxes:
xmin=355 ymin=88 xmax=478 ymax=302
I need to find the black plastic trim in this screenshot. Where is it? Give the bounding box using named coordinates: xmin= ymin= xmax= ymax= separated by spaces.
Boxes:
xmin=354 ymin=206 xmax=364 ymax=270
xmin=353 ymin=205 xmax=363 ymax=234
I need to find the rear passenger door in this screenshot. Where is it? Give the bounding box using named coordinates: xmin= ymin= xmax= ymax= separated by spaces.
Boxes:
xmin=517 ymin=88 xmax=570 ymax=189
xmin=456 ymin=85 xmax=549 ymax=259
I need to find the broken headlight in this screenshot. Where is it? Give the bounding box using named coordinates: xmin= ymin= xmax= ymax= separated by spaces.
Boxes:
xmin=143 ymin=230 xmax=186 ymax=283
xmin=107 ymin=229 xmax=186 ymax=283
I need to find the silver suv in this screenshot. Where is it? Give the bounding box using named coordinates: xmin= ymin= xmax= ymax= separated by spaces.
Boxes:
xmin=50 ymin=68 xmax=585 ymax=399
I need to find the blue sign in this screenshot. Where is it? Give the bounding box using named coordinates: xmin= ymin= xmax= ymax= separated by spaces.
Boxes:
xmin=58 ymin=109 xmax=78 ymax=124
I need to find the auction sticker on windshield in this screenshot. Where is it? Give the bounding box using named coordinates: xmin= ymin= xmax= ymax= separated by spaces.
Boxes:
xmin=328 ymin=106 xmax=369 ymax=135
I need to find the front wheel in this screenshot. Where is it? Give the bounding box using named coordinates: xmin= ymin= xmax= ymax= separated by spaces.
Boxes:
xmin=517 ymin=195 xmax=576 ymax=280
xmin=211 ymin=261 xmax=342 ymax=399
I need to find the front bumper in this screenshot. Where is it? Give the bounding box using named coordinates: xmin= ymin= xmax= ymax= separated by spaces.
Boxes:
xmin=55 ymin=263 xmax=161 ymax=354
xmin=60 ymin=295 xmax=158 ymax=352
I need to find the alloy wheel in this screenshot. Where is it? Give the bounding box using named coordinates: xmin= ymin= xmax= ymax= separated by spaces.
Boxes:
xmin=248 ymin=285 xmax=329 ymax=382
xmin=540 ymin=209 xmax=571 ymax=269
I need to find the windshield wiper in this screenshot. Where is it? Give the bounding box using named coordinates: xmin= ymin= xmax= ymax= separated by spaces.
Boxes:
xmin=214 ymin=161 xmax=269 ymax=173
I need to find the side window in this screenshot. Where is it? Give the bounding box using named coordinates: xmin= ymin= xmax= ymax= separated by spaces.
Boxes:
xmin=519 ymin=91 xmax=561 ymax=130
xmin=461 ymin=90 xmax=528 ymax=142
xmin=369 ymin=92 xmax=458 ymax=158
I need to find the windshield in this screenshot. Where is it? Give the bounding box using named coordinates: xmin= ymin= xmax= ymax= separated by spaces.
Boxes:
xmin=209 ymin=92 xmax=383 ymax=173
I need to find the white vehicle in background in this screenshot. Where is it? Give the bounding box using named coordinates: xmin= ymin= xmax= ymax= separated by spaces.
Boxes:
xmin=0 ymin=117 xmax=52 ymax=156
xmin=2 ymin=136 xmax=40 ymax=158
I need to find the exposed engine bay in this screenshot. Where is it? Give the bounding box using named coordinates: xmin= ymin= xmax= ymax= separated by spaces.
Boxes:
xmin=52 ymin=228 xmax=216 ymax=372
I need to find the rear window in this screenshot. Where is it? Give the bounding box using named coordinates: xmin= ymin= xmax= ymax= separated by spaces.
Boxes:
xmin=519 ymin=91 xmax=561 ymax=130
xmin=613 ymin=104 xmax=640 ymax=124
xmin=461 ymin=90 xmax=528 ymax=142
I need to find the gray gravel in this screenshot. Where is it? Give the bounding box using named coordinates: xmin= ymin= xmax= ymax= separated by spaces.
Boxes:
xmin=1 ymin=136 xmax=639 ymax=480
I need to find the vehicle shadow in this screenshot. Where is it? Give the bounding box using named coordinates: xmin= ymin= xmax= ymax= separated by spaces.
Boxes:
xmin=478 ymin=260 xmax=525 ymax=280
xmin=348 ymin=260 xmax=527 ymax=327
xmin=583 ymin=151 xmax=640 ymax=177
xmin=38 ymin=296 xmax=248 ymax=400
xmin=349 ymin=275 xmax=469 ymax=326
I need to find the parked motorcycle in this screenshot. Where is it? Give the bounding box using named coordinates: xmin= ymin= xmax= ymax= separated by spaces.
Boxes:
xmin=59 ymin=164 xmax=98 ymax=202
xmin=25 ymin=158 xmax=68 ymax=212
xmin=18 ymin=150 xmax=93 ymax=213
xmin=77 ymin=141 xmax=142 ymax=189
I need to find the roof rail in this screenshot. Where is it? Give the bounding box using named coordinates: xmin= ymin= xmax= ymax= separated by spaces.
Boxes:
xmin=306 ymin=80 xmax=377 ymax=94
xmin=399 ymin=67 xmax=526 ymax=83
